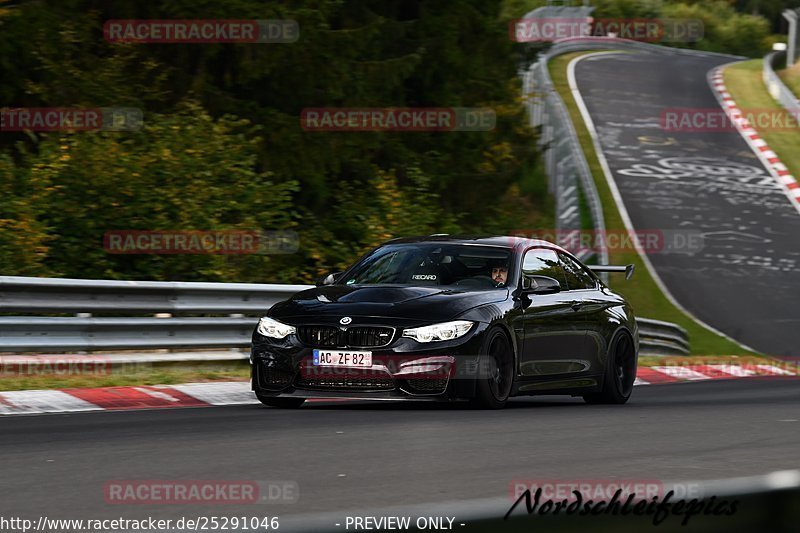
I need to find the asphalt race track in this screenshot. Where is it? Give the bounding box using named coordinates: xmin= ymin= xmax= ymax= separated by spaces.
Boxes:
xmin=1 ymin=379 xmax=799 ymax=527
xmin=571 ymin=52 xmax=800 ymax=357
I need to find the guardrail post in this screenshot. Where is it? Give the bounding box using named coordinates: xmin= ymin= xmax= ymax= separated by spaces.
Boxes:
xmin=230 ymin=313 xmax=246 ymax=351
xmin=74 ymin=313 xmax=91 ymax=354
xmin=785 ymin=9 xmax=799 ymax=68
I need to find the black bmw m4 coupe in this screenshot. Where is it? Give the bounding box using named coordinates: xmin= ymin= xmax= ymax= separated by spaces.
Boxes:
xmin=251 ymin=235 xmax=638 ymax=408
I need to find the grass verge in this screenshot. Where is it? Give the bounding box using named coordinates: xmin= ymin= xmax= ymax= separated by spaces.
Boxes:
xmin=0 ymin=363 xmax=249 ymax=392
xmin=637 ymin=355 xmax=790 ymax=368
xmin=548 ymin=52 xmax=756 ymax=356
xmin=726 ymin=59 xmax=800 ymax=180
xmin=778 ymin=61 xmax=800 ymax=100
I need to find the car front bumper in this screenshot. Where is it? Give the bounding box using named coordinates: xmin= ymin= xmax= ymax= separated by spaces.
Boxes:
xmin=250 ymin=323 xmax=489 ymax=400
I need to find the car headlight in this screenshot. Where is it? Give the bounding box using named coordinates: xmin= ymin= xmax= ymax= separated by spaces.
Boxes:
xmin=256 ymin=317 xmax=296 ymax=339
xmin=402 ymin=320 xmax=474 ymax=343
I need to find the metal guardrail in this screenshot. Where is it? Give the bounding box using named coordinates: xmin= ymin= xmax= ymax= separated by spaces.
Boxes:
xmin=0 ymin=315 xmax=686 ymax=355
xmin=763 ymin=50 xmax=800 ymax=113
xmin=1 ymin=276 xmax=688 ymax=355
xmin=0 ymin=316 xmax=256 ymax=352
xmin=0 ymin=275 xmax=309 ymax=314
xmin=637 ymin=317 xmax=689 ymax=356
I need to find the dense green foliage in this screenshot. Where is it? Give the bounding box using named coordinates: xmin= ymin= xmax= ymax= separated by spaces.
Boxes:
xmin=502 ymin=0 xmax=782 ymax=57
xmin=0 ymin=0 xmax=550 ymax=283
xmin=3 ymin=0 xmax=784 ymax=283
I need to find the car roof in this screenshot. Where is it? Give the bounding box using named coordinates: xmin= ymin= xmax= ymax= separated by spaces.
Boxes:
xmin=384 ymin=234 xmax=570 ymax=254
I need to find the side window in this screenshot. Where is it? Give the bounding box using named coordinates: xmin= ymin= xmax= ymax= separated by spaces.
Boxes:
xmin=559 ymin=253 xmax=597 ymax=291
xmin=522 ymin=249 xmax=568 ymax=288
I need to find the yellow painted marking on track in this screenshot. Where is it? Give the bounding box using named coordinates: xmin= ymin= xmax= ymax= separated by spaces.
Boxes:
xmin=638 ymin=136 xmax=677 ymax=146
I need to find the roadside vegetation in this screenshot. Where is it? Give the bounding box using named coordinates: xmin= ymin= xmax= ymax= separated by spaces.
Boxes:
xmin=0 ymin=0 xmax=553 ymax=284
xmin=503 ymin=0 xmax=791 ymax=58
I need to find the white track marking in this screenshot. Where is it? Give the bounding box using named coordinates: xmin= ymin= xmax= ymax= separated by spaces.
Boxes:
xmin=0 ymin=390 xmax=103 ymax=414
xmin=651 ymin=366 xmax=711 ymax=380
xmin=756 ymin=364 xmax=797 ymax=376
xmin=706 ymin=364 xmax=757 ymax=377
xmin=133 ymin=387 xmax=181 ymax=402
xmin=171 ymin=382 xmax=259 ymax=405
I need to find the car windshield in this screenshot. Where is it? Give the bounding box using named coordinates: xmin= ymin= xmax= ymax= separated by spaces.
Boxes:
xmin=340 ymin=243 xmax=513 ymax=289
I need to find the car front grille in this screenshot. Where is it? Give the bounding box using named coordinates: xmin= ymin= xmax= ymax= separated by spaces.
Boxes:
xmin=297 ymin=325 xmax=395 ymax=348
xmin=295 ymin=376 xmax=395 ymax=391
xmin=256 ymin=363 xmax=294 ymax=390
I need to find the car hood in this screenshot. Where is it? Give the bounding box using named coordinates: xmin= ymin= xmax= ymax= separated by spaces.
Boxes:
xmin=269 ymin=285 xmax=508 ymax=324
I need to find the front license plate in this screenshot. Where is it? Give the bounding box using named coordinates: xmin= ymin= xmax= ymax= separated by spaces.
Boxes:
xmin=313 ymin=349 xmax=372 ymax=367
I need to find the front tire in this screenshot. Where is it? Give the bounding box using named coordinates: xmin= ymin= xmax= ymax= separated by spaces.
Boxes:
xmin=256 ymin=394 xmax=306 ymax=409
xmin=471 ymin=328 xmax=515 ymax=409
xmin=583 ymin=331 xmax=636 ymax=405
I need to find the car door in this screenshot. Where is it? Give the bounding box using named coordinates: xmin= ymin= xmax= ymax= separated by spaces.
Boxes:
xmin=518 ymin=248 xmax=589 ymax=378
xmin=557 ymin=252 xmax=606 ymax=375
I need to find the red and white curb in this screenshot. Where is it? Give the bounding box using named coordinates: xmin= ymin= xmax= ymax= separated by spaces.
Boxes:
xmin=0 ymin=364 xmax=796 ymax=416
xmin=633 ymin=363 xmax=795 ymax=385
xmin=0 ymin=382 xmax=359 ymax=416
xmin=709 ymin=67 xmax=800 ymax=214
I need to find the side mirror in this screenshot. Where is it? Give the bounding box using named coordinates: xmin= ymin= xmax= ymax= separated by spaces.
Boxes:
xmin=315 ymin=272 xmax=342 ymax=287
xmin=521 ymin=275 xmax=561 ymax=294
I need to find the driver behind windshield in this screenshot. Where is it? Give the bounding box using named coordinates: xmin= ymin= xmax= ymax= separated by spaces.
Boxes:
xmin=490 ymin=262 xmax=509 ymax=286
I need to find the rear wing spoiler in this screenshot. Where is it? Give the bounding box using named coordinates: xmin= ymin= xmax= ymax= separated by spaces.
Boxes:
xmin=588 ymin=264 xmax=635 ymax=280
